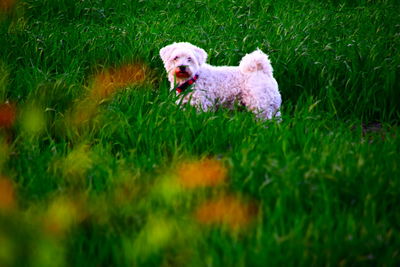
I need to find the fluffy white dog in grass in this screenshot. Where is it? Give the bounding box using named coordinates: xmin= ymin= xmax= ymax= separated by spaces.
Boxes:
xmin=160 ymin=42 xmax=281 ymax=120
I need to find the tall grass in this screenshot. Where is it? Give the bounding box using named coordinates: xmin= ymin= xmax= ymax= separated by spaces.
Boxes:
xmin=0 ymin=0 xmax=399 ymax=266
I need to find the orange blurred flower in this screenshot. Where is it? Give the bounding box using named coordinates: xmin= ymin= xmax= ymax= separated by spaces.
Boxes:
xmin=90 ymin=63 xmax=148 ymax=100
xmin=178 ymin=158 xmax=227 ymax=188
xmin=0 ymin=0 xmax=15 ymax=11
xmin=195 ymin=195 xmax=257 ymax=230
xmin=0 ymin=102 xmax=16 ymax=128
xmin=0 ymin=176 xmax=16 ymax=211
xmin=66 ymin=63 xmax=150 ymax=128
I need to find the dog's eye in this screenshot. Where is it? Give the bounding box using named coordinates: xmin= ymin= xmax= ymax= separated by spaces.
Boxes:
xmin=173 ymin=56 xmax=179 ymax=61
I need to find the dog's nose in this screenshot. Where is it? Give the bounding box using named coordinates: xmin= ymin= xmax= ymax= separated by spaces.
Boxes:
xmin=178 ymin=65 xmax=186 ymax=72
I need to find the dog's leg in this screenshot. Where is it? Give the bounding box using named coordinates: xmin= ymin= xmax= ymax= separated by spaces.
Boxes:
xmin=189 ymin=90 xmax=215 ymax=112
xmin=242 ymin=72 xmax=281 ymax=121
xmin=241 ymin=88 xmax=282 ymax=121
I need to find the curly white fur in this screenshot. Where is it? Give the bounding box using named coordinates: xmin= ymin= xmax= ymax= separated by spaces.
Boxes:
xmin=160 ymin=42 xmax=281 ymax=120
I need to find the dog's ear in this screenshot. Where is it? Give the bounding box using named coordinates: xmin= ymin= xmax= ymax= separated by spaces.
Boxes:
xmin=193 ymin=46 xmax=207 ymax=65
xmin=159 ymin=43 xmax=176 ymax=64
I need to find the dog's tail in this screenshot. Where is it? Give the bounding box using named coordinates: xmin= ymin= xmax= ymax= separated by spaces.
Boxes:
xmin=239 ymin=49 xmax=273 ymax=76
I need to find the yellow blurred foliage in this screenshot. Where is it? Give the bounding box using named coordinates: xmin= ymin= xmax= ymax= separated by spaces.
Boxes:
xmin=0 ymin=176 xmax=16 ymax=211
xmin=20 ymin=105 xmax=46 ymax=135
xmin=132 ymin=216 xmax=176 ymax=258
xmin=61 ymin=144 xmax=93 ymax=179
xmin=195 ymin=195 xmax=257 ymax=231
xmin=144 ymin=218 xmax=174 ymax=248
xmin=32 ymin=238 xmax=66 ymax=267
xmin=152 ymin=175 xmax=184 ymax=202
xmin=178 ymin=158 xmax=227 ymax=189
xmin=43 ymin=196 xmax=86 ymax=237
xmin=0 ymin=232 xmax=15 ymax=266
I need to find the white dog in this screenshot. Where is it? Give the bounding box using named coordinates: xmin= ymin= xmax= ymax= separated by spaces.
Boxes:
xmin=160 ymin=42 xmax=281 ymax=120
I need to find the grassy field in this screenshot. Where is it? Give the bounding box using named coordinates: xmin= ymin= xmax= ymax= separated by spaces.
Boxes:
xmin=0 ymin=0 xmax=399 ymax=266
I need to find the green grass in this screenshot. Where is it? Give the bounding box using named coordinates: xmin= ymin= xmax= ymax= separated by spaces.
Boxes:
xmin=0 ymin=0 xmax=399 ymax=266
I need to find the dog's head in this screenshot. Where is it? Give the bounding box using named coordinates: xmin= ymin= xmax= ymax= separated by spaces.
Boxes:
xmin=160 ymin=42 xmax=207 ymax=82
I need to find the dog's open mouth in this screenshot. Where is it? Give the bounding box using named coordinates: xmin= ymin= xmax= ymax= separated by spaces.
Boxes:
xmin=175 ymin=70 xmax=191 ymax=79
